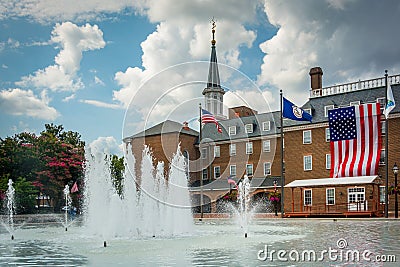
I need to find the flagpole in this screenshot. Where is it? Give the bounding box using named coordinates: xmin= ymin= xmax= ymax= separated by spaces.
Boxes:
xmin=199 ymin=103 xmax=204 ymax=220
xmin=384 ymin=70 xmax=389 ymax=218
xmin=280 ymin=89 xmax=285 ymax=218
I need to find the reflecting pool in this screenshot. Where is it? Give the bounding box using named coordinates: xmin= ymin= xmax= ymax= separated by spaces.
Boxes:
xmin=1 ymin=218 xmax=399 ymax=266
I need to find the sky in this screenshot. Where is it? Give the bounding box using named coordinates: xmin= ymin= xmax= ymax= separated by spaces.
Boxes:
xmin=1 ymin=0 xmax=400 ymax=153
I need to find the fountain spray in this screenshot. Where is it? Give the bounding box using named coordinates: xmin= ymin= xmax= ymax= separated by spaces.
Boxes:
xmin=6 ymin=179 xmax=15 ymax=240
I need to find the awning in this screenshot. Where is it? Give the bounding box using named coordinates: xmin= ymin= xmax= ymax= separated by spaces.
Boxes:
xmin=285 ymin=175 xmax=380 ymax=188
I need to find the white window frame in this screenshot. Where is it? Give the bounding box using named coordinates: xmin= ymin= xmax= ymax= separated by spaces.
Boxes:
xmin=325 ymin=128 xmax=330 ymax=142
xmin=262 ymin=121 xmax=271 ymax=131
xmin=379 ymin=186 xmax=386 ymax=204
xmin=214 ymin=146 xmax=220 ymax=158
xmin=263 ymin=140 xmax=271 ymax=152
xmin=214 ymin=166 xmax=221 ymax=179
xmin=303 ymin=130 xmax=312 ymax=144
xmin=263 ymin=162 xmax=271 ymax=176
xmin=201 ymin=148 xmax=207 ymax=159
xmin=324 ymin=105 xmax=335 ymax=117
xmin=304 ymin=155 xmax=312 ymax=171
xmin=326 ymin=154 xmax=331 ymax=170
xmin=202 ymin=169 xmax=208 ymax=180
xmin=380 ymin=149 xmax=385 ymax=165
xmin=381 ymin=121 xmax=385 ymax=135
xmin=230 ymin=165 xmax=236 ymax=177
xmin=246 ymin=142 xmax=253 ymax=154
xmin=246 ymin=164 xmax=253 ymax=176
xmin=245 ymin=124 xmax=253 ymax=134
xmin=350 ymin=101 xmax=360 ymax=106
xmin=326 ymin=188 xmax=335 ymax=205
xmin=229 ymin=144 xmax=236 ymax=156
xmin=229 ymin=126 xmax=236 ymax=136
xmin=304 ymin=189 xmax=312 ymax=206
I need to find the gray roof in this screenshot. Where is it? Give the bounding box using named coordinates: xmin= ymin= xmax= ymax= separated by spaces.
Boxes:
xmin=201 ymin=83 xmax=399 ymax=142
xmin=125 ymin=120 xmax=198 ymax=141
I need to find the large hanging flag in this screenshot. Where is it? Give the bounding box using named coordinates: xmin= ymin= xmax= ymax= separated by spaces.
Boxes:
xmin=201 ymin=109 xmax=222 ymax=133
xmin=328 ymin=103 xmax=381 ymax=178
xmin=282 ymin=97 xmax=312 ymax=122
xmin=384 ymin=82 xmax=396 ymax=119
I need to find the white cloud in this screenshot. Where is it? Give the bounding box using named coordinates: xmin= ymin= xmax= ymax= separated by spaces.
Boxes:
xmin=94 ymin=76 xmax=105 ymax=86
xmin=16 ymin=22 xmax=105 ymax=92
xmin=258 ymin=0 xmax=400 ymax=105
xmin=80 ymin=99 xmax=123 ymax=109
xmin=0 ymin=88 xmax=59 ymax=120
xmin=62 ymin=93 xmax=75 ymax=102
xmin=89 ymin=136 xmax=123 ymax=156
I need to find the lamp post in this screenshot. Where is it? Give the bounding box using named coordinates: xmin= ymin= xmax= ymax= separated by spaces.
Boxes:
xmin=393 ymin=163 xmax=399 ymax=218
xmin=273 ymin=179 xmax=278 ymax=216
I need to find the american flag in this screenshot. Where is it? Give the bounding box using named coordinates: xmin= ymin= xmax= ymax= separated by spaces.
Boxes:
xmin=201 ymin=109 xmax=222 ymax=133
xmin=328 ymin=103 xmax=381 ymax=178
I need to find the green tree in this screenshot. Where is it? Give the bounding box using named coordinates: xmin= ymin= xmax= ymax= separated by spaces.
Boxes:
xmin=14 ymin=177 xmax=38 ymax=214
xmin=110 ymin=155 xmax=125 ymax=197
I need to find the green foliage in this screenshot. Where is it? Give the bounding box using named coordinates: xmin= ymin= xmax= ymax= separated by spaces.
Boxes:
xmin=110 ymin=155 xmax=125 ymax=197
xmin=0 ymin=124 xmax=85 ymax=213
xmin=14 ymin=177 xmax=38 ymax=214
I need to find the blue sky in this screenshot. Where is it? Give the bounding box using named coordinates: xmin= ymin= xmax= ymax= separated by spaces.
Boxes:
xmin=1 ymin=0 xmax=400 ymax=152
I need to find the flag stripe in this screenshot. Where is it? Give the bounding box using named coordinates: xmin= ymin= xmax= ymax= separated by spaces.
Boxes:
xmin=201 ymin=109 xmax=222 ymax=133
xmin=329 ymin=103 xmax=381 ymax=178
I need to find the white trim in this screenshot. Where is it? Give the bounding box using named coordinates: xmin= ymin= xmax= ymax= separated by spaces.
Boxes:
xmin=262 ymin=121 xmax=271 ymax=131
xmin=214 ymin=166 xmax=221 ymax=179
xmin=285 ymin=175 xmax=378 ymax=187
xmin=303 ymin=155 xmax=312 ymax=171
xmin=304 ymin=189 xmax=312 ymax=206
xmin=326 ymin=188 xmax=335 ymax=205
xmin=303 ymin=130 xmax=312 ymax=144
xmin=246 ymin=142 xmax=253 ymax=154
xmin=245 ymin=123 xmax=253 ymax=133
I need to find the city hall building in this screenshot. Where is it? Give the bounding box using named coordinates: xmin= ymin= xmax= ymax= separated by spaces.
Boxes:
xmin=124 ymin=27 xmax=400 ymax=217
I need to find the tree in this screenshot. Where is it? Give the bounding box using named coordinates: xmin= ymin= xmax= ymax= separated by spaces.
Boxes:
xmin=110 ymin=155 xmax=125 ymax=197
xmin=14 ymin=177 xmax=38 ymax=214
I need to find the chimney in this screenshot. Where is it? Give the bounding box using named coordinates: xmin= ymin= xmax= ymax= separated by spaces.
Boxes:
xmin=182 ymin=121 xmax=190 ymax=131
xmin=309 ymin=67 xmax=323 ymax=90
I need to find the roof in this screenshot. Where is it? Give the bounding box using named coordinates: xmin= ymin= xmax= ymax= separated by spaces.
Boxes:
xmin=189 ymin=176 xmax=283 ymax=191
xmin=124 ymin=120 xmax=198 ymax=141
xmin=285 ymin=176 xmax=380 ymax=188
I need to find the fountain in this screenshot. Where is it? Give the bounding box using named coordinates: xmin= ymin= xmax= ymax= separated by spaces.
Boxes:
xmin=83 ymin=143 xmax=193 ymax=246
xmin=5 ymin=179 xmax=15 ymax=240
xmin=63 ymin=185 xmax=71 ymax=231
xmin=237 ymin=175 xmax=251 ymax=238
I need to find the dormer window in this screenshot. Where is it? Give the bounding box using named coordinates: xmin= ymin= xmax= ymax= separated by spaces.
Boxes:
xmin=324 ymin=105 xmax=335 ymax=117
xmin=229 ymin=126 xmax=236 ymax=136
xmin=262 ymin=121 xmax=271 ymax=131
xmin=245 ymin=124 xmax=253 ymax=134
xmin=350 ymin=101 xmax=360 ymax=106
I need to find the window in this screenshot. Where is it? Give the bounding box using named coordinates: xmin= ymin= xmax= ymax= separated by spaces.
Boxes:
xmin=262 ymin=121 xmax=271 ymax=131
xmin=202 ymin=169 xmax=208 ymax=180
xmin=303 ymin=130 xmax=312 ymax=144
xmin=304 ymin=155 xmax=312 ymax=171
xmin=201 ymin=148 xmax=207 ymax=159
xmin=229 ymin=144 xmax=236 ymax=156
xmin=350 ymin=101 xmax=360 ymax=106
xmin=381 ymin=121 xmax=386 ymax=134
xmin=229 ymin=126 xmax=236 ymax=136
xmin=263 ymin=140 xmax=271 ymax=152
xmin=377 ymin=97 xmax=385 ymax=111
xmin=326 ymin=154 xmax=331 ymax=170
xmin=214 ymin=146 xmax=220 ymax=157
xmin=246 ymin=142 xmax=253 ymax=154
xmin=380 ymin=186 xmax=386 ymax=204
xmin=380 ymin=149 xmax=385 ymax=165
xmin=264 ymin=162 xmax=271 ymax=176
xmin=324 ymin=105 xmax=334 ymax=117
xmin=326 ymin=188 xmax=335 ymax=205
xmin=214 ymin=166 xmax=221 ymax=179
xmin=246 ymin=164 xmax=253 ymax=176
xmin=325 ymin=128 xmax=330 ymax=142
xmin=230 ymin=165 xmax=236 ymax=177
xmin=245 ymin=124 xmax=253 ymax=134
xmin=304 ymin=189 xmax=312 ymax=206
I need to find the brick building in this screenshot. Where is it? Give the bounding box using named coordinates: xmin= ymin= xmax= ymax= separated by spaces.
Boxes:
xmin=124 ymin=25 xmax=400 ymax=217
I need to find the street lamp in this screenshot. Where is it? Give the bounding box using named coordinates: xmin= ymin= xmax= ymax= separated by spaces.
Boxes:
xmin=393 ymin=163 xmax=399 ymax=218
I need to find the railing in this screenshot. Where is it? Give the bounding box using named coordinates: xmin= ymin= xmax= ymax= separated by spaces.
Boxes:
xmin=299 ymin=200 xmax=382 ymax=214
xmin=310 ymin=74 xmax=400 ymax=98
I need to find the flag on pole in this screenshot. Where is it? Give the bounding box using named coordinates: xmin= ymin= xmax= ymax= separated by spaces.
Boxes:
xmin=282 ymin=97 xmax=312 ymax=122
xmin=201 ymin=109 xmax=222 ymax=133
xmin=384 ymin=82 xmax=396 ymax=119
xmin=328 ymin=103 xmax=381 ymax=178
xmin=71 ymin=182 xmax=78 ymax=193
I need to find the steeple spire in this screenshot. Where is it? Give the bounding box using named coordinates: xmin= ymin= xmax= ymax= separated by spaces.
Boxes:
xmin=202 ymin=18 xmax=226 ymax=120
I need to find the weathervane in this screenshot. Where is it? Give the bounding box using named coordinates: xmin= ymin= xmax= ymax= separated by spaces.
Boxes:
xmin=211 ymin=17 xmax=216 ymax=45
